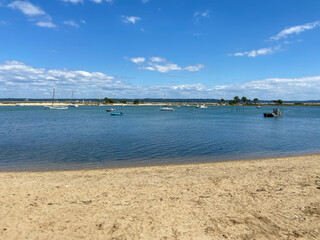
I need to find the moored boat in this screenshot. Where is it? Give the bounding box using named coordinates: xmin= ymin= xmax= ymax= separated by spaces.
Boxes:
xmin=110 ymin=112 xmax=123 ymax=116
xmin=159 ymin=106 xmax=175 ymax=111
xmin=196 ymin=104 xmax=207 ymax=108
xmin=264 ymin=108 xmax=282 ymax=117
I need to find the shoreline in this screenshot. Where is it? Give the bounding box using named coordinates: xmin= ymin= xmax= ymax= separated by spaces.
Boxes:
xmin=1 ymin=102 xmax=320 ymax=106
xmin=1 ymin=152 xmax=320 ymax=173
xmin=1 ymin=154 xmax=319 ymax=239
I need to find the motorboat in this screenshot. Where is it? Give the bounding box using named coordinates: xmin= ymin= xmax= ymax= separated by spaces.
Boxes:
xmin=159 ymin=106 xmax=175 ymax=111
xmin=264 ymin=108 xmax=282 ymax=117
xmin=196 ymin=105 xmax=208 ymax=108
xmin=106 ymin=108 xmax=116 ymax=112
xmin=110 ymin=112 xmax=123 ymax=116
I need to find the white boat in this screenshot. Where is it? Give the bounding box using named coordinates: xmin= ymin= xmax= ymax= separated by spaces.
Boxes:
xmin=48 ymin=87 xmax=68 ymax=110
xmin=69 ymin=91 xmax=78 ymax=107
xmin=159 ymin=106 xmax=175 ymax=111
xmin=16 ymin=103 xmax=24 ymax=106
xmin=196 ymin=104 xmax=208 ymax=108
xmin=49 ymin=106 xmax=68 ymax=110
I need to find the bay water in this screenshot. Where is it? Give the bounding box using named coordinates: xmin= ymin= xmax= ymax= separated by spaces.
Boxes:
xmin=0 ymin=105 xmax=319 ymax=171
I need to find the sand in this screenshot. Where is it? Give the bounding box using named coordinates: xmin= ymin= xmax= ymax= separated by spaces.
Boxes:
xmin=0 ymin=154 xmax=319 ymax=240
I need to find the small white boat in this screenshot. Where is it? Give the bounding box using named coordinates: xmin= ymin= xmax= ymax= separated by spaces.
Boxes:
xmin=196 ymin=105 xmax=208 ymax=109
xmin=49 ymin=87 xmax=68 ymax=110
xmin=16 ymin=103 xmax=24 ymax=106
xmin=106 ymin=108 xmax=116 ymax=112
xmin=98 ymin=103 xmax=105 ymax=106
xmin=159 ymin=106 xmax=175 ymax=111
xmin=49 ymin=106 xmax=68 ymax=110
xmin=69 ymin=104 xmax=78 ymax=107
xmin=257 ymin=106 xmax=261 ymax=108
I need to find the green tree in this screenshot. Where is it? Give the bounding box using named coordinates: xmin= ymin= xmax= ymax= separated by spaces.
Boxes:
xmin=104 ymin=97 xmax=116 ymax=104
xmin=120 ymin=100 xmax=127 ymax=104
xmin=234 ymin=96 xmax=240 ymax=103
xmin=277 ymin=99 xmax=283 ymax=105
xmin=241 ymin=96 xmax=247 ymax=104
xmin=141 ymin=99 xmax=145 ymax=104
xmin=133 ymin=99 xmax=139 ymax=104
xmin=253 ymin=98 xmax=259 ymax=104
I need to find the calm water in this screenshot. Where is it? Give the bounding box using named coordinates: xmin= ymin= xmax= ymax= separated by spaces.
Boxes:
xmin=0 ymin=105 xmax=319 ymax=171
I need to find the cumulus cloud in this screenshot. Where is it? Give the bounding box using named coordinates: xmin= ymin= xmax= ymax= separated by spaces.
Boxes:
xmin=150 ymin=57 xmax=166 ymax=63
xmin=63 ymin=20 xmax=79 ymax=28
xmin=232 ymin=45 xmax=281 ymax=57
xmin=127 ymin=56 xmax=204 ymax=73
xmin=8 ymin=1 xmax=45 ymax=16
xmin=8 ymin=1 xmax=56 ymax=28
xmin=35 ymin=21 xmax=56 ymax=28
xmin=270 ymin=21 xmax=320 ymax=41
xmin=1 ymin=61 xmax=319 ymax=100
xmin=213 ymin=76 xmax=320 ymax=100
xmin=184 ymin=64 xmax=204 ymax=72
xmin=140 ymin=63 xmax=182 ymax=73
xmin=128 ymin=57 xmax=145 ymax=64
xmin=122 ymin=16 xmax=141 ymax=24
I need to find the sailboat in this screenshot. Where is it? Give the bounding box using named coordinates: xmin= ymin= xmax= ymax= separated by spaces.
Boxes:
xmin=69 ymin=90 xmax=78 ymax=107
xmin=49 ymin=87 xmax=68 ymax=110
xmin=159 ymin=94 xmax=175 ymax=111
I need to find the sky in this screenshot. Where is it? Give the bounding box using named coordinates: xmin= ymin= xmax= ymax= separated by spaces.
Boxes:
xmin=0 ymin=0 xmax=320 ymax=100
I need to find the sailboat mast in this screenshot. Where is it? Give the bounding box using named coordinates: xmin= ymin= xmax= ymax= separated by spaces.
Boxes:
xmin=52 ymin=87 xmax=55 ymax=107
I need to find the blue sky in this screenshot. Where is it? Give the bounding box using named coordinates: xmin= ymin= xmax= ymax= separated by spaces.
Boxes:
xmin=0 ymin=0 xmax=320 ymax=100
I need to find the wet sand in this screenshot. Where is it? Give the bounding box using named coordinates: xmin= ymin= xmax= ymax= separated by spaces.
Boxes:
xmin=0 ymin=154 xmax=319 ymax=239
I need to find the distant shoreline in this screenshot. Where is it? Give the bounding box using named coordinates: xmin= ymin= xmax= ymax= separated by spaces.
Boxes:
xmin=1 ymin=102 xmax=320 ymax=106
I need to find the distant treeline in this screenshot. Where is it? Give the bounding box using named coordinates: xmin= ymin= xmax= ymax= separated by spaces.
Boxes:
xmin=1 ymin=98 xmax=320 ymax=103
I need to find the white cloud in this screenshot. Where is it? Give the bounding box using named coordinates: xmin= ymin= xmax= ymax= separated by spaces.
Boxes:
xmin=184 ymin=64 xmax=204 ymax=72
xmin=129 ymin=57 xmax=145 ymax=64
xmin=122 ymin=16 xmax=141 ymax=24
xmin=1 ymin=61 xmax=319 ymax=100
xmin=150 ymin=57 xmax=166 ymax=63
xmin=232 ymin=45 xmax=281 ymax=58
xmin=128 ymin=56 xmax=204 ymax=73
xmin=8 ymin=1 xmax=56 ymax=28
xmin=148 ymin=63 xmax=182 ymax=73
xmin=213 ymin=76 xmax=320 ymax=100
xmin=8 ymin=1 xmax=45 ymax=16
xmin=35 ymin=21 xmax=56 ymax=28
xmin=63 ymin=20 xmax=79 ymax=28
xmin=270 ymin=21 xmax=320 ymax=41
xmin=62 ymin=0 xmax=84 ymax=4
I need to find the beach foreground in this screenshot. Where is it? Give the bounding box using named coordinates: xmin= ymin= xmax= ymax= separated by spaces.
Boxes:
xmin=1 ymin=155 xmax=319 ymax=239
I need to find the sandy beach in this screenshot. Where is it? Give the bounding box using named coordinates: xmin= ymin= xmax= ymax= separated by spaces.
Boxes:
xmin=0 ymin=154 xmax=319 ymax=240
